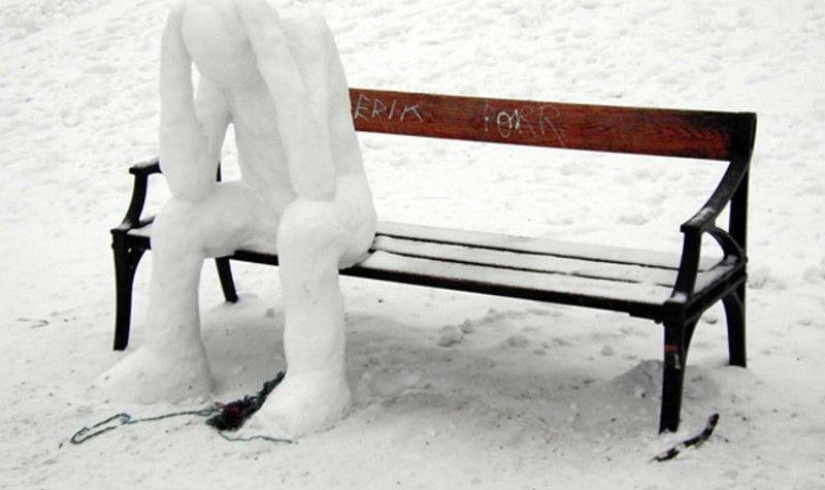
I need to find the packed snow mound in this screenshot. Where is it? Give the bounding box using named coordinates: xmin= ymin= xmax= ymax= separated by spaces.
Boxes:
xmin=610 ymin=359 xmax=720 ymax=401
xmin=611 ymin=359 xmax=664 ymax=400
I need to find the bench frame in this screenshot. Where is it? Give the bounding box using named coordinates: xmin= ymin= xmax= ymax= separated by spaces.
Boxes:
xmin=111 ymin=88 xmax=756 ymax=433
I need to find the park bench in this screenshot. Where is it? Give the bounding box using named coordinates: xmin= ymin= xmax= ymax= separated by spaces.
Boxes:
xmin=110 ymin=88 xmax=756 ymax=433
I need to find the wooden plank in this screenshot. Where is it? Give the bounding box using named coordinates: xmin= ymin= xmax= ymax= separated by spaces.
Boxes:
xmin=358 ymin=250 xmax=675 ymax=305
xmin=372 ymin=235 xmax=681 ymax=287
xmin=349 ymin=88 xmax=752 ymax=161
xmin=130 ymin=221 xmax=723 ymax=277
xmin=376 ymin=222 xmax=722 ymax=271
xmin=126 ymin=221 xmax=735 ymax=311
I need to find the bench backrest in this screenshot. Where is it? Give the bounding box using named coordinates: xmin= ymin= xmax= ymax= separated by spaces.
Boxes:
xmin=349 ymin=89 xmax=756 ymax=162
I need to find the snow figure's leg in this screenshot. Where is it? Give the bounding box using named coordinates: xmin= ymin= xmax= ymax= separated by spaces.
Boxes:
xmin=98 ymin=183 xmax=270 ymax=403
xmin=233 ymin=2 xmax=376 ymax=436
xmin=97 ymin=201 xmax=213 ymax=403
xmin=248 ymin=187 xmax=373 ymax=437
xmin=250 ymin=198 xmax=350 ymax=436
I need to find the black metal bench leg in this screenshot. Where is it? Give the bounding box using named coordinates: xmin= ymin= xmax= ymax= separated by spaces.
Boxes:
xmin=723 ymin=284 xmax=747 ymax=368
xmin=215 ymin=257 xmax=239 ymax=303
xmin=659 ymin=320 xmax=698 ymax=433
xmin=113 ymin=245 xmax=146 ymax=351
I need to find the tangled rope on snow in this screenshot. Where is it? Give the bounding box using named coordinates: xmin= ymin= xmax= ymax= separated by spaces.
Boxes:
xmin=205 ymin=371 xmax=284 ymax=431
xmin=70 ymin=372 xmax=292 ymax=445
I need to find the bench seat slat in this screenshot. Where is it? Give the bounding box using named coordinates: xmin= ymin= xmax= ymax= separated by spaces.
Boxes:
xmin=358 ymin=250 xmax=675 ymax=305
xmin=373 ymin=235 xmax=682 ymax=287
xmin=125 ymin=220 xmax=733 ymax=314
xmin=357 ymin=250 xmax=735 ymax=310
xmin=127 ymin=220 xmax=720 ymax=274
xmin=376 ymin=222 xmax=721 ymax=271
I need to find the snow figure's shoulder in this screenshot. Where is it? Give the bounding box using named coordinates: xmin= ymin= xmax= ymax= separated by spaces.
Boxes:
xmin=278 ymin=3 xmax=333 ymax=44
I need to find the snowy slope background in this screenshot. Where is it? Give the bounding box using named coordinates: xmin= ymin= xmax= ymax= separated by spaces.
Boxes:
xmin=1 ymin=0 xmax=824 ymax=488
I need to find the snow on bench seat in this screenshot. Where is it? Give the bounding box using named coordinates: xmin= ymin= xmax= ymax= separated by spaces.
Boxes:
xmin=352 ymin=222 xmax=733 ymax=312
xmin=125 ymin=220 xmax=734 ymax=315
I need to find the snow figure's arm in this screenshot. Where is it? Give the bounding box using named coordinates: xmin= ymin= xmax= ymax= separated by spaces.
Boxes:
xmin=159 ymin=1 xmax=227 ymax=202
xmin=325 ymin=32 xmax=365 ymax=177
xmin=236 ymin=0 xmax=336 ymax=200
xmin=281 ymin=9 xmax=364 ymax=177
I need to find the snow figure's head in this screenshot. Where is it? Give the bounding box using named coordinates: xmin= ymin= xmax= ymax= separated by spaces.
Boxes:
xmin=180 ymin=0 xmax=260 ymax=89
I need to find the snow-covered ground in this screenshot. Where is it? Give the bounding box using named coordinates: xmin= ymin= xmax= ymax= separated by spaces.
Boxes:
xmin=1 ymin=0 xmax=823 ymax=488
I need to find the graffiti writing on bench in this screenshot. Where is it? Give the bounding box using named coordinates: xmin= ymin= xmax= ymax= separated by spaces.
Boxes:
xmin=353 ymin=93 xmax=424 ymax=123
xmin=483 ymin=103 xmax=566 ymax=147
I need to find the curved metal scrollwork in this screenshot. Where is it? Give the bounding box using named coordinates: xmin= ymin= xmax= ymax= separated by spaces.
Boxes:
xmin=707 ymin=226 xmax=745 ymax=261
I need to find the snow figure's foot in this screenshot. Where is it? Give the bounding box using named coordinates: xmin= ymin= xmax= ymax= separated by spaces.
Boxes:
xmin=242 ymin=371 xmax=352 ymax=438
xmin=96 ymin=345 xmax=214 ymax=404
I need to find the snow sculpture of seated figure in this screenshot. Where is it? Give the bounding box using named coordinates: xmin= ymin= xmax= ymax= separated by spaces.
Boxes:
xmin=98 ymin=0 xmax=376 ymax=438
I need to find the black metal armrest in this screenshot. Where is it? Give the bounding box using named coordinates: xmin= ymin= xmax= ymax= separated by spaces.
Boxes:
xmin=669 ymin=156 xmax=751 ymax=304
xmin=113 ymin=158 xmax=225 ymax=233
xmin=113 ymin=158 xmax=163 ymax=233
xmin=680 ymin=157 xmax=749 ymax=234
xmin=128 ymin=157 xmax=162 ymax=177
xmin=680 ymin=112 xmax=756 ymax=234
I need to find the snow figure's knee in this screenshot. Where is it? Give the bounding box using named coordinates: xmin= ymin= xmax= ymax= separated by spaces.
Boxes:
xmin=277 ymin=199 xmax=345 ymax=258
xmin=150 ymin=199 xmax=203 ymax=258
xmin=277 ymin=198 xmax=346 ymax=262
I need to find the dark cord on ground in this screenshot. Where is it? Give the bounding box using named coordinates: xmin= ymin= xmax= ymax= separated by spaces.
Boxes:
xmin=70 ymin=372 xmax=291 ymax=446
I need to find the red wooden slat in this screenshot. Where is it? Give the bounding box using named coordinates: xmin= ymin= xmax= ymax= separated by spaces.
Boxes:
xmin=349 ymin=88 xmax=750 ymax=161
